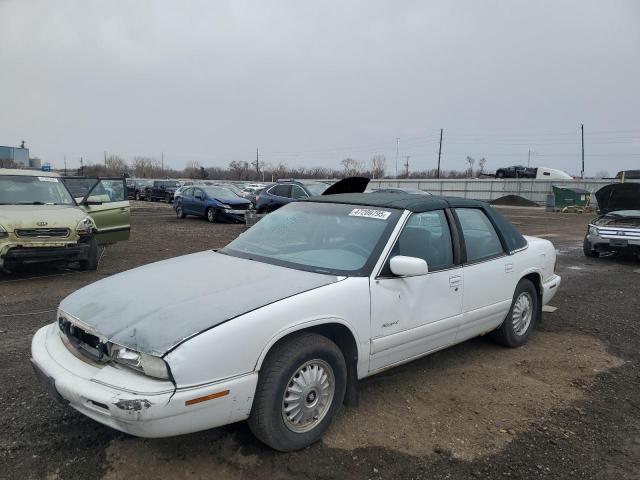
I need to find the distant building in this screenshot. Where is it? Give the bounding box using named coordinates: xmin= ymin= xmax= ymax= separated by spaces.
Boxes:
xmin=0 ymin=144 xmax=30 ymax=167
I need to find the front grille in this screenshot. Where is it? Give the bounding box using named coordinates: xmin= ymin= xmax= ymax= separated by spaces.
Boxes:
xmin=58 ymin=316 xmax=108 ymax=361
xmin=598 ymin=227 xmax=640 ymax=240
xmin=230 ymin=204 xmax=250 ymax=211
xmin=16 ymin=228 xmax=70 ymax=238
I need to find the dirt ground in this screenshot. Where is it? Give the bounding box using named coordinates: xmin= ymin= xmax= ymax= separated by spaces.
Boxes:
xmin=1 ymin=202 xmax=639 ymax=480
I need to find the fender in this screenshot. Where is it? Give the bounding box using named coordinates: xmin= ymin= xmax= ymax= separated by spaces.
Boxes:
xmin=254 ymin=316 xmax=365 ymax=377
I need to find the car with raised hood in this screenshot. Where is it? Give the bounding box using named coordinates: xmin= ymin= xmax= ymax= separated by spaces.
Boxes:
xmin=0 ymin=169 xmax=130 ymax=272
xmin=174 ymin=185 xmax=252 ymax=223
xmin=584 ymin=183 xmax=640 ymax=259
xmin=31 ymin=187 xmax=561 ymax=451
xmin=255 ymin=178 xmax=370 ymax=213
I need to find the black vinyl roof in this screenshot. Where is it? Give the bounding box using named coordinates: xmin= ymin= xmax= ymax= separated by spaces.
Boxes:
xmin=306 ymin=192 xmax=485 ymax=212
xmin=306 ymin=192 xmax=528 ymax=254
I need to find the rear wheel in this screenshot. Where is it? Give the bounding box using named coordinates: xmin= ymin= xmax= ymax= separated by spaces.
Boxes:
xmin=583 ymin=237 xmax=599 ymax=257
xmin=248 ymin=332 xmax=347 ymax=452
xmin=491 ymin=278 xmax=538 ymax=347
xmin=79 ymin=236 xmax=98 ymax=271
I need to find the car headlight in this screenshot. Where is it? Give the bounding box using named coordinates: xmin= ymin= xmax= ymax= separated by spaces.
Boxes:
xmin=220 ymin=204 xmax=232 ymax=209
xmin=111 ymin=344 xmax=170 ymax=379
xmin=0 ymin=225 xmax=7 ymax=238
xmin=76 ymin=216 xmax=95 ymax=234
xmin=588 ymin=225 xmax=599 ymax=236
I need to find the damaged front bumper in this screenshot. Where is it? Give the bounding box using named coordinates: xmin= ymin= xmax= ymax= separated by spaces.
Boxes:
xmin=31 ymin=323 xmax=258 ymax=438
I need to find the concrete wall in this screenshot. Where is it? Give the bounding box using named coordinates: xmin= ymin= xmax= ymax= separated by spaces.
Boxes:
xmin=368 ymin=178 xmax=639 ymax=204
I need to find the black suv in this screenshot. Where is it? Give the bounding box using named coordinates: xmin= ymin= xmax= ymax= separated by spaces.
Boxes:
xmin=144 ymin=180 xmax=181 ymax=203
xmin=126 ymin=178 xmax=153 ymax=200
xmin=495 ymin=165 xmax=537 ymax=178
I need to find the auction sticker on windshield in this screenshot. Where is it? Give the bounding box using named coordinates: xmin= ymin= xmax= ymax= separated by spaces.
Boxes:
xmin=349 ymin=208 xmax=391 ymax=220
xmin=38 ymin=177 xmax=59 ymax=183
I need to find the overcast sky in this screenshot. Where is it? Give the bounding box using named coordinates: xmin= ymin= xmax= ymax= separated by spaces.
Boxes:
xmin=1 ymin=0 xmax=639 ymax=176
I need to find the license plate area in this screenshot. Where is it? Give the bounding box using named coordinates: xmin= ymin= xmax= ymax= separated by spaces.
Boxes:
xmin=610 ymin=239 xmax=629 ymax=247
xmin=31 ymin=360 xmax=68 ymax=405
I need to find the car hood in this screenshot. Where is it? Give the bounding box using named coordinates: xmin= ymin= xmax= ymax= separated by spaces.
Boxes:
xmin=595 ymin=183 xmax=640 ymax=214
xmin=59 ymin=251 xmax=338 ymax=356
xmin=212 ymin=196 xmax=251 ymax=206
xmin=0 ymin=205 xmax=85 ymax=232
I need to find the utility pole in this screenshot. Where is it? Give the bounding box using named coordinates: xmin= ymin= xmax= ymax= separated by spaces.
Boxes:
xmin=80 ymin=157 xmax=84 ymax=176
xmin=256 ymin=148 xmax=259 ymax=177
xmin=161 ymin=152 xmax=164 ymax=176
xmin=405 ymin=156 xmax=410 ymax=177
xmin=395 ymin=137 xmax=399 ymax=179
xmin=64 ymin=155 xmax=67 ymax=176
xmin=437 ymin=128 xmax=443 ymax=179
xmin=580 ymin=124 xmax=585 ymax=179
xmin=528 ymin=149 xmax=531 ymax=168
xmin=104 ymin=150 xmax=107 ymax=168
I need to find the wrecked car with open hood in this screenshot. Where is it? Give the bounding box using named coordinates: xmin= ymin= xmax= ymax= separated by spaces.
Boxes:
xmin=31 ymin=192 xmax=561 ymax=451
xmin=584 ymin=183 xmax=640 ymax=259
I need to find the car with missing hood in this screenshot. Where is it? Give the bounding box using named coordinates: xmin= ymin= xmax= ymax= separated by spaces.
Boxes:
xmin=584 ymin=183 xmax=640 ymax=259
xmin=31 ymin=185 xmax=561 ymax=451
xmin=0 ymin=169 xmax=130 ymax=272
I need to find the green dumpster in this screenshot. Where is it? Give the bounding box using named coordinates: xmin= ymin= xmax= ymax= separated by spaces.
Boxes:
xmin=552 ymin=186 xmax=590 ymax=209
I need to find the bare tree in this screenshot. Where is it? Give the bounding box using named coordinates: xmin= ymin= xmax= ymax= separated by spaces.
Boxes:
xmin=132 ymin=156 xmax=162 ymax=178
xmin=105 ymin=155 xmax=128 ymax=176
xmin=184 ymin=160 xmax=202 ymax=179
xmin=229 ymin=160 xmax=250 ymax=180
xmin=466 ymin=156 xmax=476 ymax=177
xmin=477 ymin=157 xmax=487 ymax=175
xmin=371 ymin=155 xmax=387 ymax=179
xmin=340 ymin=158 xmax=364 ymax=177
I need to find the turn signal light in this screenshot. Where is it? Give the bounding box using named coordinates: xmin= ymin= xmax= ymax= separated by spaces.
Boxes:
xmin=185 ymin=389 xmax=230 ymax=406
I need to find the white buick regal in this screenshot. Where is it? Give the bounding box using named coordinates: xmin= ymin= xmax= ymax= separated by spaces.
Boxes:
xmin=31 ymin=192 xmax=561 ymax=451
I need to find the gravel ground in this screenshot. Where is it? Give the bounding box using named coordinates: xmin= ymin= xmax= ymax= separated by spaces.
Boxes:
xmin=1 ymin=202 xmax=639 ymax=480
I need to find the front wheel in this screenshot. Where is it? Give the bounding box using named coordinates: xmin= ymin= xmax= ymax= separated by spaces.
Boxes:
xmin=248 ymin=332 xmax=347 ymax=452
xmin=206 ymin=207 xmax=217 ymax=223
xmin=490 ymin=278 xmax=538 ymax=348
xmin=176 ymin=205 xmax=186 ymax=218
xmin=79 ymin=236 xmax=98 ymax=271
xmin=583 ymin=237 xmax=599 ymax=257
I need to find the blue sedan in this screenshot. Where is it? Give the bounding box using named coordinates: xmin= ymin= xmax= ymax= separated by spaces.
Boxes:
xmin=174 ymin=186 xmax=252 ymax=223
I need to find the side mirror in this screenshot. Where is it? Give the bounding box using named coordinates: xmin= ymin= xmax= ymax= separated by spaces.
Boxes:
xmin=389 ymin=255 xmax=429 ymax=277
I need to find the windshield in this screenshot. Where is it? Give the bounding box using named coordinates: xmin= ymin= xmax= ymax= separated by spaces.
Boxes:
xmin=203 ymin=186 xmax=238 ymax=199
xmin=221 ymin=202 xmax=400 ymax=275
xmin=303 ymin=182 xmax=329 ymax=196
xmin=0 ymin=175 xmax=75 ymax=205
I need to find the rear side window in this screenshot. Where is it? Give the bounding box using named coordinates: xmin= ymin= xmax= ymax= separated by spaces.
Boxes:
xmin=385 ymin=210 xmax=454 ymax=273
xmin=456 ymin=208 xmax=504 ymax=262
xmin=272 ymin=184 xmax=292 ymax=197
xmin=292 ymin=185 xmax=308 ymax=199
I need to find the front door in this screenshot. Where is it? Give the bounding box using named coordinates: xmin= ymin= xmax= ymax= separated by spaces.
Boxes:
xmin=192 ymin=188 xmax=207 ymax=216
xmin=454 ymin=207 xmax=513 ymax=341
xmin=369 ymin=209 xmax=463 ymax=373
xmin=63 ymin=177 xmax=131 ymax=244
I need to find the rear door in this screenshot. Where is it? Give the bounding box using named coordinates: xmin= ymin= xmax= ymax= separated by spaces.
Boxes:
xmin=63 ymin=177 xmax=131 ymax=244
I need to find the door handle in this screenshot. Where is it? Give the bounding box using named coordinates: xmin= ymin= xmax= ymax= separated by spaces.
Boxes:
xmin=505 ymin=263 xmax=514 ymax=273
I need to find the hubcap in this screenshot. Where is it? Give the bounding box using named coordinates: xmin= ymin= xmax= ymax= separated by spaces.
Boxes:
xmin=176 ymin=207 xmax=182 ymax=217
xmin=282 ymin=359 xmax=335 ymax=433
xmin=208 ymin=210 xmax=214 ymax=222
xmin=512 ymin=292 xmax=533 ymax=336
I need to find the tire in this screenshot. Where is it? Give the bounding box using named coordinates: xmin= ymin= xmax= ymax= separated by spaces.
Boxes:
xmin=135 ymin=191 xmax=141 ymax=201
xmin=248 ymin=332 xmax=347 ymax=452
xmin=165 ymin=193 xmax=172 ymax=203
xmin=490 ymin=278 xmax=538 ymax=348
xmin=496 ymin=170 xmax=505 ymax=178
xmin=583 ymin=237 xmax=599 ymax=257
xmin=176 ymin=205 xmax=186 ymax=219
xmin=79 ymin=236 xmax=98 ymax=271
xmin=258 ymin=206 xmax=271 ymax=214
xmin=206 ymin=207 xmax=216 ymax=223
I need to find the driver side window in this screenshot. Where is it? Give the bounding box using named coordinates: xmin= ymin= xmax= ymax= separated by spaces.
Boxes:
xmin=384 ymin=210 xmax=454 ymax=275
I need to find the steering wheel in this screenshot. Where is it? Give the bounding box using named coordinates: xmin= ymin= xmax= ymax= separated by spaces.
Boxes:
xmin=342 ymin=243 xmax=370 ymax=257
